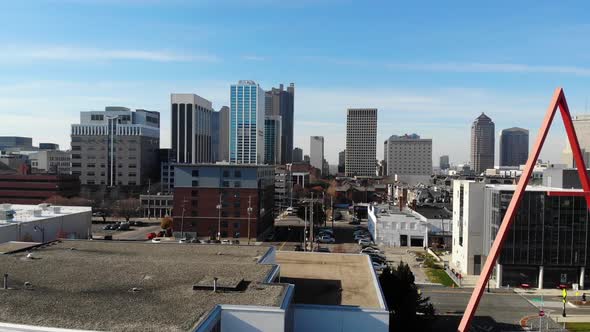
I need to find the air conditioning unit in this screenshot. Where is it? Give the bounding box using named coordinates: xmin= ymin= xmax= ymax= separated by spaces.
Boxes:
xmin=33 ymin=209 xmax=43 ymax=217
xmin=0 ymin=209 xmax=15 ymax=221
xmin=52 ymin=206 xmax=61 ymax=214
xmin=38 ymin=203 xmax=51 ymax=210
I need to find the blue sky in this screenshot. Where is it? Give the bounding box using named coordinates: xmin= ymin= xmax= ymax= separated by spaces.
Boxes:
xmin=2 ymin=1 xmax=590 ymax=165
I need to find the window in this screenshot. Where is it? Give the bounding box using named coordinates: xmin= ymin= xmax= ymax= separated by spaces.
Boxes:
xmin=72 ymin=146 xmax=81 ymax=151
xmin=72 ymin=154 xmax=81 ymax=159
xmin=223 ymin=170 xmax=229 ymax=177
xmin=234 ymin=181 xmax=241 ymax=188
xmin=191 ymin=190 xmax=198 ymax=197
xmin=235 ymin=170 xmax=241 ymax=178
xmin=192 ymin=170 xmax=199 ymax=177
xmin=221 ymin=221 xmax=228 ymax=228
xmin=222 ymin=181 xmax=230 ymax=187
xmin=71 ymin=163 xmax=81 ymax=168
xmin=192 ymin=200 xmax=198 ymax=207
xmin=87 ymin=172 xmax=95 ymax=176
xmin=234 ymin=211 xmax=240 ymax=217
xmin=191 ymin=211 xmax=198 ymax=217
xmin=192 ymin=180 xmax=199 ymax=187
xmin=129 ymin=164 xmax=137 ymax=169
xmin=91 ymin=114 xmax=104 ymax=121
xmin=87 ymin=163 xmax=95 ymax=168
xmin=234 ymin=222 xmax=240 ymax=229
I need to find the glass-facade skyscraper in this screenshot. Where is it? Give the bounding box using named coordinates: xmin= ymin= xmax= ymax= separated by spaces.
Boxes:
xmin=230 ymin=81 xmax=265 ymax=164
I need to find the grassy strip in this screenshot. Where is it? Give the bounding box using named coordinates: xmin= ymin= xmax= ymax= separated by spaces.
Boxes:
xmin=426 ymin=268 xmax=457 ymax=287
xmin=566 ymin=323 xmax=590 ymax=332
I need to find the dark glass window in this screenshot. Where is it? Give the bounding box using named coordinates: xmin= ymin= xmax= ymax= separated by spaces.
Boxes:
xmin=192 ymin=170 xmax=199 ymax=177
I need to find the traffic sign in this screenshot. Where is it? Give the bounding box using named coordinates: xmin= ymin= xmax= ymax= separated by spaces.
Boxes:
xmin=539 ymin=310 xmax=545 ymax=317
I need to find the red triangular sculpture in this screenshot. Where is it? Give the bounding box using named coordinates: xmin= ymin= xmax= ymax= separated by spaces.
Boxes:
xmin=459 ymin=88 xmax=590 ymax=331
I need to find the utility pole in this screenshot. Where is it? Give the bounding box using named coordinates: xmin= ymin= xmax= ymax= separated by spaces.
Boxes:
xmin=216 ymin=192 xmax=222 ymax=241
xmin=180 ymin=197 xmax=187 ymax=239
xmin=310 ymin=193 xmax=314 ymax=252
xmin=304 ymin=205 xmax=308 ymax=251
xmin=322 ymin=191 xmax=326 ymax=227
xmin=331 ymin=195 xmax=334 ymax=229
xmin=247 ymin=195 xmax=253 ymax=245
xmin=147 ymin=178 xmax=151 ymax=219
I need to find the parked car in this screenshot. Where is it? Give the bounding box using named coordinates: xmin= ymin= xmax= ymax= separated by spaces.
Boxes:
xmin=367 ymin=252 xmax=387 ymax=261
xmin=349 ymin=220 xmax=361 ymax=225
xmin=135 ymin=221 xmax=146 ymax=227
xmin=318 ymin=228 xmax=334 ymax=235
xmin=265 ymin=232 xmax=275 ymax=241
xmin=318 ymin=231 xmax=334 ymax=239
xmin=151 ymin=238 xmax=161 ymax=243
xmin=117 ymin=223 xmax=130 ymax=231
xmin=315 ymin=247 xmax=330 ymax=253
xmin=360 ymin=247 xmax=383 ymax=254
xmin=358 ymin=238 xmax=374 ymax=246
xmin=294 ymin=244 xmax=303 ymax=251
xmin=102 ymin=224 xmax=113 ymax=230
xmin=354 ymin=234 xmax=371 ymax=241
xmin=316 ymin=235 xmax=335 ymax=244
xmin=146 ymin=232 xmax=157 ymax=240
xmin=178 ymin=238 xmax=187 ymax=244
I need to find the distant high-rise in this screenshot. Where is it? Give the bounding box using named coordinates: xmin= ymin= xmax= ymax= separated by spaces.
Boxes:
xmin=346 ymin=108 xmax=377 ymax=177
xmin=338 ymin=149 xmax=346 ymax=173
xmin=384 ymin=134 xmax=432 ymax=177
xmin=71 ymin=107 xmax=160 ymax=186
xmin=499 ymin=127 xmax=529 ymax=167
xmin=439 ymin=155 xmax=450 ymax=170
xmin=310 ymin=136 xmax=324 ymax=174
xmin=303 ymin=155 xmax=310 ymax=163
xmin=265 ymin=83 xmax=294 ymax=164
xmin=171 ymin=93 xmax=213 ymax=164
xmin=0 ymin=137 xmax=32 ymax=150
xmin=470 ymin=113 xmax=495 ymax=174
xmin=218 ymin=106 xmax=230 ymax=162
xmin=562 ymin=115 xmax=590 ymax=167
xmin=264 ymin=115 xmax=282 ymax=165
xmin=211 ymin=111 xmax=220 ymax=162
xmin=230 ymin=81 xmax=265 ymax=164
xmin=292 ymin=147 xmax=303 ymax=163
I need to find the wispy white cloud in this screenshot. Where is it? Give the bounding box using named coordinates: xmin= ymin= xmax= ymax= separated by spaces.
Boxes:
xmin=385 ymin=62 xmax=590 ymax=76
xmin=241 ymin=55 xmax=267 ymax=61
xmin=0 ymin=46 xmax=219 ymax=63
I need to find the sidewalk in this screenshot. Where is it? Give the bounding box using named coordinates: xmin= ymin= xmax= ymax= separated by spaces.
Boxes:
xmin=514 ymin=287 xmax=588 ymax=297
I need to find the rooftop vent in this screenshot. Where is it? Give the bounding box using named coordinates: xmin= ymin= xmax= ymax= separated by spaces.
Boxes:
xmin=193 ymin=276 xmax=247 ymax=292
xmin=52 ymin=206 xmax=61 ymax=214
xmin=33 ymin=209 xmax=42 ymax=217
xmin=38 ymin=203 xmax=50 ymax=210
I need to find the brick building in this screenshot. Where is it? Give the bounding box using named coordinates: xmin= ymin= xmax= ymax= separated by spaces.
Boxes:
xmin=172 ymin=164 xmax=274 ymax=240
xmin=0 ymin=174 xmax=80 ymax=204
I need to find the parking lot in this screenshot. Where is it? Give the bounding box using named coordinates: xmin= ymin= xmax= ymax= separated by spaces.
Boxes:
xmin=91 ymin=220 xmax=162 ymax=240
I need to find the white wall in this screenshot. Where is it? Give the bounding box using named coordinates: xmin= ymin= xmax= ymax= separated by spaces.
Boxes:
xmin=0 ymin=209 xmax=91 ymax=244
xmin=221 ymin=306 xmax=286 ymax=332
xmin=293 ymin=305 xmax=388 ymax=332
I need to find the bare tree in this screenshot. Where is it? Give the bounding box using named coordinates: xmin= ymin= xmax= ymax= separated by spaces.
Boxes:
xmin=160 ymin=216 xmax=173 ymax=230
xmin=113 ymin=198 xmax=140 ymax=222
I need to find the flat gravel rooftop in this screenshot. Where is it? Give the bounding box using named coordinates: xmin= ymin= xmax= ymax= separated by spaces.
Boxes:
xmin=276 ymin=251 xmax=384 ymax=309
xmin=0 ymin=241 xmax=285 ymax=331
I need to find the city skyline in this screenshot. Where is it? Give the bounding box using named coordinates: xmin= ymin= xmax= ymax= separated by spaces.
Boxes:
xmin=3 ymin=1 xmax=590 ymax=165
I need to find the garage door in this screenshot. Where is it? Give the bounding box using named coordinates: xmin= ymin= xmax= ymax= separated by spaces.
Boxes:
xmin=410 ymin=237 xmax=424 ymax=247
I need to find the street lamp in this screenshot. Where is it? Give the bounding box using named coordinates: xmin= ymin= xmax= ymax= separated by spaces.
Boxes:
xmin=180 ymin=197 xmax=187 ymax=240
xmin=216 ymin=193 xmax=222 ymax=241
xmin=247 ymin=195 xmax=253 ymax=245
xmin=33 ymin=225 xmax=45 ymax=243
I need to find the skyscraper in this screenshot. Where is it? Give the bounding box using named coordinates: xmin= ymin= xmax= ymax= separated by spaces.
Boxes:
xmin=264 ymin=115 xmax=282 ymax=165
xmin=292 ymin=147 xmax=303 ymax=163
xmin=265 ymin=83 xmax=294 ymax=164
xmin=211 ymin=111 xmax=220 ymax=162
xmin=439 ymin=155 xmax=450 ymax=170
xmin=470 ymin=113 xmax=495 ymax=174
xmin=70 ymin=107 xmax=160 ymax=186
xmin=345 ymin=108 xmax=377 ymax=177
xmin=338 ymin=149 xmax=346 ymax=173
xmin=384 ymin=134 xmax=432 ymax=180
xmin=230 ymin=80 xmax=265 ymax=164
xmin=218 ymin=106 xmax=230 ymax=162
xmin=310 ymin=136 xmax=324 ymax=174
xmin=171 ymin=93 xmax=213 ymax=164
xmin=562 ymin=115 xmax=590 ymax=167
xmin=499 ymin=127 xmax=529 ymax=167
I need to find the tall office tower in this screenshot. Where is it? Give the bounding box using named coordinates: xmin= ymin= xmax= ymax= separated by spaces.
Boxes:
xmin=439 ymin=155 xmax=450 ymax=170
xmin=265 ymin=83 xmax=294 ymax=164
xmin=303 ymin=155 xmax=310 ymax=163
xmin=338 ymin=149 xmax=346 ymax=173
xmin=230 ymin=80 xmax=265 ymax=164
xmin=499 ymin=127 xmax=529 ymax=167
xmin=171 ymin=94 xmax=213 ymax=164
xmin=218 ymin=106 xmax=230 ymax=162
xmin=292 ymin=147 xmax=303 ymax=163
xmin=211 ymin=111 xmax=220 ymax=162
xmin=310 ymin=136 xmax=324 ymax=174
xmin=0 ymin=137 xmax=32 ymax=150
xmin=470 ymin=113 xmax=495 ymax=174
xmin=563 ymin=115 xmax=590 ymax=167
xmin=345 ymin=108 xmax=378 ymax=177
xmin=384 ymin=134 xmax=432 ymax=179
xmin=70 ymin=107 xmax=160 ymax=186
xmin=264 ymin=115 xmax=282 ymax=165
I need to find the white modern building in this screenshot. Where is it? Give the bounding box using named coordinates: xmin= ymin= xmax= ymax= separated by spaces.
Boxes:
xmin=451 ymin=180 xmax=486 ymax=275
xmin=171 ymin=93 xmax=213 ymax=164
xmin=563 ymin=114 xmax=590 ymax=167
xmin=310 ymin=136 xmax=324 ymax=174
xmin=0 ymin=204 xmax=92 ymax=244
xmin=346 ymin=108 xmax=377 ymax=177
xmin=384 ymin=134 xmax=432 ymax=185
xmin=230 ymin=80 xmax=266 ymax=164
xmin=368 ymin=204 xmax=429 ymax=247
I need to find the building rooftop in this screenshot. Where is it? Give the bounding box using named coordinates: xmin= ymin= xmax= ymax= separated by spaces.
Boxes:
xmin=0 ymin=241 xmax=286 ymax=332
xmin=0 ymin=204 xmax=91 ymax=225
xmin=486 ymin=184 xmax=585 ymax=192
xmin=276 ymin=251 xmax=385 ymax=309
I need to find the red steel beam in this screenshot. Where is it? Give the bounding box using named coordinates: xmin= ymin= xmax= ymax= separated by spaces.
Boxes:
xmin=458 ymin=88 xmax=590 ymax=331
xmin=547 ymin=191 xmax=589 ymax=197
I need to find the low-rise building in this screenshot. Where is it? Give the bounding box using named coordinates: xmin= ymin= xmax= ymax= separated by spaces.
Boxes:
xmin=0 ymin=204 xmax=91 ymax=244
xmin=0 ymin=174 xmax=80 ymax=204
xmin=368 ymin=204 xmax=429 ymax=247
xmin=275 ymin=165 xmax=292 ymax=212
xmin=29 ymin=150 xmax=71 ymax=175
xmin=140 ymin=193 xmax=173 ymax=218
xmin=173 ymin=164 xmax=275 ymax=240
